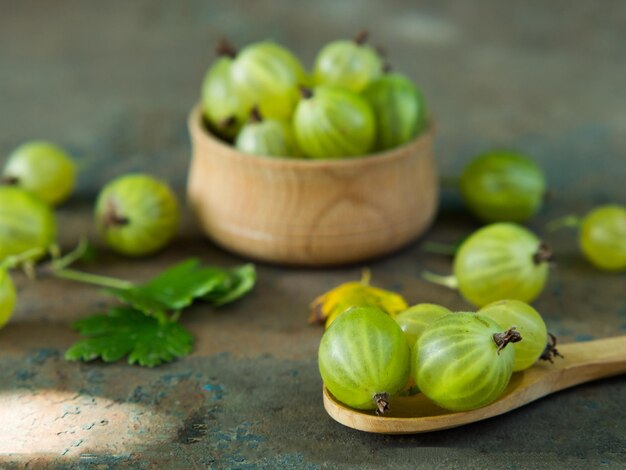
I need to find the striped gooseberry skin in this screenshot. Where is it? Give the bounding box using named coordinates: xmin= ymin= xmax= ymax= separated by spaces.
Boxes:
xmin=454 ymin=223 xmax=549 ymax=307
xmin=0 ymin=268 xmax=16 ymax=329
xmin=201 ymin=56 xmax=248 ymax=140
xmin=95 ymin=174 xmax=179 ymax=257
xmin=395 ymin=303 xmax=452 ymax=348
xmin=235 ymin=119 xmax=302 ymax=158
xmin=479 ymin=299 xmax=548 ymax=372
xmin=415 ymin=312 xmax=515 ymax=411
xmin=230 ymin=41 xmax=306 ymax=121
xmin=362 ymin=73 xmax=428 ymax=152
xmin=579 ymin=204 xmax=626 ymax=272
xmin=0 ymin=186 xmax=56 ymax=261
xmin=3 ymin=141 xmax=76 ymax=206
xmin=313 ymin=39 xmax=382 ymax=93
xmin=318 ymin=306 xmax=410 ymax=411
xmin=395 ymin=303 xmax=451 ymax=385
xmin=294 ymin=86 xmax=375 ymax=159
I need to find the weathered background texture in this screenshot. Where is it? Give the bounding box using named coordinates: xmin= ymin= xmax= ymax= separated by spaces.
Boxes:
xmin=0 ymin=1 xmax=625 ymax=468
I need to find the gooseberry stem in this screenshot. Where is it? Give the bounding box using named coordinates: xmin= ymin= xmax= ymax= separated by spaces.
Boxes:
xmin=546 ymin=215 xmax=581 ymax=233
xmin=104 ymin=199 xmax=129 ymax=228
xmin=299 ymin=86 xmax=313 ymax=99
xmin=354 ymin=30 xmax=369 ymax=45
xmin=28 ymin=239 xmax=136 ymax=290
xmin=373 ymin=392 xmax=390 ymax=415
xmin=532 ymin=241 xmax=554 ymax=265
xmin=51 ymin=238 xmax=89 ymax=270
xmin=0 ymin=175 xmax=18 ymax=185
xmin=215 ymin=38 xmax=237 ymax=58
xmin=421 ymin=271 xmax=459 ymax=290
xmin=51 ymin=268 xmax=134 ymax=290
xmin=540 ymin=332 xmax=564 ymax=363
xmin=493 ymin=326 xmax=522 ymax=354
xmin=249 ymin=106 xmax=263 ymax=123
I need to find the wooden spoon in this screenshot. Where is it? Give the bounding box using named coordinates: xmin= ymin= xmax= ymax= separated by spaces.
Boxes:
xmin=323 ymin=335 xmax=626 ymax=434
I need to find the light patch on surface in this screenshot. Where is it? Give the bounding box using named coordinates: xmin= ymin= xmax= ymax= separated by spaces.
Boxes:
xmin=0 ymin=389 xmax=172 ymax=456
xmin=382 ymin=12 xmax=460 ymax=44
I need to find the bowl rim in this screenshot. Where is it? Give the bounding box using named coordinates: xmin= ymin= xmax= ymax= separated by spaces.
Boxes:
xmin=188 ymin=104 xmax=435 ymax=169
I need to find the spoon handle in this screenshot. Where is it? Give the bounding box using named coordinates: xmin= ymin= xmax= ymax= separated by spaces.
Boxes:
xmin=551 ymin=335 xmax=626 ymax=392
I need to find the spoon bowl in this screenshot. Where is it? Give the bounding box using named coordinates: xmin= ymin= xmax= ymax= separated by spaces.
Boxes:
xmin=323 ymin=335 xmax=626 ymax=434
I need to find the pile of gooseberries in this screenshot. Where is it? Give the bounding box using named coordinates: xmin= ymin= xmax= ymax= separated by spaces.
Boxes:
xmin=200 ymin=32 xmax=429 ymax=159
xmin=1 ymin=140 xmax=181 ymax=329
xmin=319 ymin=299 xmax=559 ymax=414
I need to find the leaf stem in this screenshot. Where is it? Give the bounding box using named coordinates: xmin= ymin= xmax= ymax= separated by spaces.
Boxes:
xmin=1 ymin=247 xmax=46 ymax=269
xmin=51 ymin=238 xmax=89 ymax=270
xmin=52 ymin=268 xmax=134 ymax=290
xmin=359 ymin=268 xmax=372 ymax=285
xmin=170 ymin=310 xmax=182 ymax=323
xmin=546 ymin=214 xmax=581 ymax=233
xmin=421 ymin=271 xmax=459 ymax=290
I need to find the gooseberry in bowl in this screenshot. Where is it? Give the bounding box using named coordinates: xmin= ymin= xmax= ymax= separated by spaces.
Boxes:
xmin=362 ymin=72 xmax=428 ymax=152
xmin=201 ymin=40 xmax=249 ymax=141
xmin=293 ymin=86 xmax=375 ymax=159
xmin=313 ymin=30 xmax=383 ymax=93
xmin=230 ymin=41 xmax=306 ymax=120
xmin=2 ymin=141 xmax=76 ymax=206
xmin=0 ymin=186 xmax=56 ymax=262
xmin=95 ymin=174 xmax=179 ymax=257
xmin=188 ymin=35 xmax=438 ymax=265
xmin=235 ymin=107 xmax=302 ymax=158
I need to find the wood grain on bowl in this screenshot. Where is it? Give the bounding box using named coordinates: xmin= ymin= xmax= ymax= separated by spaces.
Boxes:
xmin=187 ymin=106 xmax=438 ymax=266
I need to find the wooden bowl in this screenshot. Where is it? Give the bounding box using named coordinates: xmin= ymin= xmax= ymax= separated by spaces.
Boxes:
xmin=187 ymin=105 xmax=438 ymax=266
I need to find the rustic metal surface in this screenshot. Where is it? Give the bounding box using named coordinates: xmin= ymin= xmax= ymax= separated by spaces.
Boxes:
xmin=1 ymin=1 xmax=625 ymax=468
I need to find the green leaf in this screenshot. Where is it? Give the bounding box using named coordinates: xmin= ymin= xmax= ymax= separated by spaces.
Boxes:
xmin=105 ymin=259 xmax=256 ymax=316
xmin=203 ymin=264 xmax=256 ymax=307
xmin=106 ymin=259 xmax=230 ymax=315
xmin=65 ymin=307 xmax=194 ymax=367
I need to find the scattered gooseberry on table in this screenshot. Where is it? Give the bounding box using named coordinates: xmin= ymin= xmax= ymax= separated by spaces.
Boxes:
xmin=579 ymin=204 xmax=626 ymax=272
xmin=2 ymin=141 xmax=76 ymax=206
xmin=0 ymin=186 xmax=56 ymax=262
xmin=459 ymin=150 xmax=546 ymax=223
xmin=94 ymin=174 xmax=179 ymax=257
xmin=423 ymin=223 xmax=552 ymax=307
